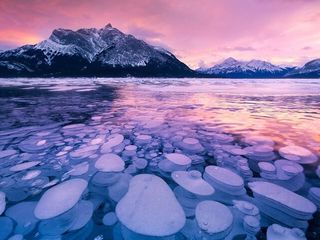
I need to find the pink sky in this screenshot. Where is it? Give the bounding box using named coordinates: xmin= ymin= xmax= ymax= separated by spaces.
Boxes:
xmin=1 ymin=0 xmax=319 ymax=69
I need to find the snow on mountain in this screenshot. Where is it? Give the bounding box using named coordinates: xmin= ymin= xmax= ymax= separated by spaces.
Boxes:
xmin=0 ymin=23 xmax=193 ymax=77
xmin=197 ymin=57 xmax=290 ymax=78
xmin=285 ymin=58 xmax=320 ymax=78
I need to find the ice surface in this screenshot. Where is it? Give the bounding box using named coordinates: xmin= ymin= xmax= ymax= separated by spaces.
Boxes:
xmin=0 ymin=78 xmax=319 ymax=239
xmin=116 ymin=174 xmax=186 ymax=237
xmin=34 ymin=178 xmax=88 ymax=219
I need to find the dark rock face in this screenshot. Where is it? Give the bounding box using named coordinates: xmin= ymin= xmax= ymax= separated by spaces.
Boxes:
xmin=0 ymin=24 xmax=194 ymax=78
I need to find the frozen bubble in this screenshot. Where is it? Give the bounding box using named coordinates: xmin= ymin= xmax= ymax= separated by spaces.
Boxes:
xmin=248 ymin=181 xmax=317 ymax=217
xmin=103 ymin=212 xmax=118 ymax=226
xmin=232 ymin=200 xmax=260 ymax=217
xmin=158 ymin=153 xmax=192 ymax=172
xmin=0 ymin=192 xmax=5 ymax=215
xmin=95 ymin=154 xmax=125 ymax=172
xmin=183 ymin=137 xmax=199 ymax=145
xmin=204 ymin=166 xmax=244 ymax=194
xmin=69 ymin=200 xmax=93 ymax=231
xmin=195 ymin=200 xmax=233 ymax=239
xmin=133 ymin=158 xmax=148 ymax=170
xmin=243 ymin=135 xmax=274 ymax=146
xmin=0 ymin=149 xmax=17 ymax=159
xmin=92 ymin=172 xmax=121 ymax=187
xmin=274 ymin=160 xmax=303 ymax=180
xmin=116 ymin=174 xmax=185 ymax=237
xmin=38 ymin=205 xmax=76 ymax=236
xmin=0 ymin=217 xmax=13 ymax=240
xmin=18 ymin=136 xmax=52 ymax=153
xmin=8 ymin=235 xmax=23 ymax=240
xmin=258 ymin=162 xmax=276 ymax=174
xmin=108 ymin=173 xmax=132 ymax=202
xmin=308 ymin=187 xmax=320 ymax=209
xmin=171 ymin=170 xmax=214 ymax=196
xmin=267 ymin=224 xmax=306 ymax=240
xmin=101 ymin=134 xmax=124 ymax=152
xmin=34 ymin=178 xmax=88 ymax=219
xmin=66 ymin=162 xmax=89 ymax=176
xmin=279 ymin=145 xmax=318 ymax=164
xmin=165 ymin=153 xmax=191 ymax=166
xmin=5 ymin=201 xmax=38 ymax=235
xmin=21 ymin=170 xmax=42 ymax=180
xmin=136 ymin=134 xmax=152 ymax=144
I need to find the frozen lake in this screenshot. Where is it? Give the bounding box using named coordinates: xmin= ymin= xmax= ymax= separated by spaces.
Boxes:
xmin=0 ymin=78 xmax=319 ymax=239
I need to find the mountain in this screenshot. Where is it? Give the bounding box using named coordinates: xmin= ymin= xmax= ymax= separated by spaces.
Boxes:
xmin=0 ymin=24 xmax=194 ymax=77
xmin=285 ymin=58 xmax=320 ymax=78
xmin=197 ymin=57 xmax=294 ymax=78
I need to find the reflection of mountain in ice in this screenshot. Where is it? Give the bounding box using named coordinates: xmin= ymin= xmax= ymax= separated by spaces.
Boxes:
xmin=0 ymin=78 xmax=319 ymax=239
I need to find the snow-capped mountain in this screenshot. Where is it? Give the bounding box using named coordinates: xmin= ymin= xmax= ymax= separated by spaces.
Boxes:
xmin=0 ymin=24 xmax=193 ymax=77
xmin=285 ymin=58 xmax=320 ymax=78
xmin=197 ymin=57 xmax=293 ymax=78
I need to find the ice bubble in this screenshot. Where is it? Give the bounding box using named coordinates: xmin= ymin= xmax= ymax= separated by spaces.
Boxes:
xmin=243 ymin=135 xmax=274 ymax=146
xmin=91 ymin=172 xmax=121 ymax=187
xmin=195 ymin=200 xmax=233 ymax=239
xmin=8 ymin=234 xmax=23 ymax=240
xmin=279 ymin=145 xmax=318 ymax=164
xmin=66 ymin=162 xmax=89 ymax=176
xmin=34 ymin=178 xmax=88 ymax=219
xmin=0 ymin=192 xmax=5 ymax=215
xmin=308 ymin=187 xmax=320 ymax=209
xmin=249 ymin=181 xmax=316 ymax=221
xmin=177 ymin=137 xmax=204 ymax=153
xmin=108 ymin=173 xmax=132 ymax=202
xmin=0 ymin=217 xmax=13 ymax=240
xmin=38 ymin=205 xmax=76 ymax=236
xmin=116 ymin=174 xmax=185 ymax=237
xmin=18 ymin=137 xmax=52 ymax=153
xmin=204 ymin=166 xmax=245 ymax=195
xmin=69 ymin=145 xmax=99 ymax=159
xmin=267 ymin=224 xmax=306 ymax=240
xmin=90 ymin=137 xmax=104 ymax=145
xmin=171 ymin=170 xmax=214 ymax=196
xmin=274 ymin=160 xmax=303 ymax=180
xmin=158 ymin=153 xmax=191 ymax=172
xmin=0 ymin=149 xmax=17 ymax=159
xmin=103 ymin=212 xmax=118 ymax=226
xmin=135 ymin=134 xmax=152 ymax=144
xmin=69 ymin=200 xmax=93 ymax=231
xmin=100 ymin=134 xmax=124 ymax=153
xmin=5 ymin=201 xmax=38 ymax=235
xmin=95 ymin=154 xmax=125 ymax=172
xmin=21 ymin=170 xmax=42 ymax=180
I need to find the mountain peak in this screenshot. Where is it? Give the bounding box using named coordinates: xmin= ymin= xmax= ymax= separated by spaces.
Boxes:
xmin=102 ymin=23 xmax=113 ymax=30
xmin=223 ymin=57 xmax=238 ymax=64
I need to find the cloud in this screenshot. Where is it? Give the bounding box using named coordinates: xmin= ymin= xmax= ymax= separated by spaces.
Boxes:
xmin=0 ymin=0 xmax=319 ymax=67
xmin=302 ymin=46 xmax=312 ymax=50
xmin=222 ymin=46 xmax=256 ymax=52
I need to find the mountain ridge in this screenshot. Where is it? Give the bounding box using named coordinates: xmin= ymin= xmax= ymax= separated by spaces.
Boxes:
xmin=0 ymin=24 xmax=319 ymax=78
xmin=0 ymin=24 xmax=194 ymax=77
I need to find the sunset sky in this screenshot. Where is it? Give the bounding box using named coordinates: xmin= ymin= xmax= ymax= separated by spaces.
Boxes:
xmin=1 ymin=0 xmax=319 ymax=69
